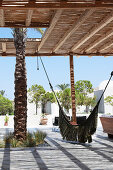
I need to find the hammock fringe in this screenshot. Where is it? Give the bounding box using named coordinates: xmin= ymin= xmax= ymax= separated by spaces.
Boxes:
xmin=59 ymin=104 xmax=98 ymax=143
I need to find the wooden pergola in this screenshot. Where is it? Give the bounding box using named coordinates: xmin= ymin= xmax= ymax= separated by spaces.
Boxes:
xmin=0 ymin=1 xmax=113 ymax=56
xmin=1 ymin=0 xmax=113 ymax=123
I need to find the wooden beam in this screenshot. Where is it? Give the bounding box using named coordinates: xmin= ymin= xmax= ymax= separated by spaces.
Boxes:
xmin=0 ymin=9 xmax=4 ymax=26
xmin=4 ymin=22 xmax=49 ymax=28
xmin=0 ymin=38 xmax=41 ymax=42
xmin=85 ymin=29 xmax=113 ymax=52
xmin=53 ymin=9 xmax=94 ymax=52
xmin=26 ymin=10 xmax=33 ymax=27
xmin=2 ymin=43 xmax=6 ymax=53
xmin=71 ymin=11 xmax=113 ymax=52
xmin=1 ymin=1 xmax=113 ymax=9
xmin=38 ymin=10 xmax=62 ymax=51
xmin=69 ymin=54 xmax=77 ymax=124
xmin=0 ymin=52 xmax=113 ymax=57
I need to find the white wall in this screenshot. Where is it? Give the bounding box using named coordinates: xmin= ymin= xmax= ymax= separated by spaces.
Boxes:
xmin=77 ymin=105 xmax=86 ymax=113
xmin=27 ymin=115 xmax=40 ymax=128
xmin=94 ymin=80 xmax=113 ymax=114
xmin=94 ymin=90 xmax=104 ymax=113
xmin=0 ymin=115 xmax=47 ymax=128
xmin=27 ymin=96 xmax=42 ymax=116
xmin=105 ymin=104 xmax=113 ymax=114
xmin=27 ymin=102 xmax=36 ymax=115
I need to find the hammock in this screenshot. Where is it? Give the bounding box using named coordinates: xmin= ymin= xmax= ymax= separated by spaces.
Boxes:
xmin=39 ymin=57 xmax=113 ymax=143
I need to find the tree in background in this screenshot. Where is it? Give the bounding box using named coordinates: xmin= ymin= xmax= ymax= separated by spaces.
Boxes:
xmin=41 ymin=92 xmax=56 ymax=113
xmin=28 ymin=80 xmax=95 ymax=115
xmin=105 ymin=95 xmax=113 ymax=114
xmin=57 ymin=88 xmax=71 ymax=112
xmin=56 ymin=83 xmax=70 ymax=91
xmin=76 ymin=93 xmax=85 ymax=106
xmin=56 ymin=81 xmax=95 ymax=113
xmin=75 ymin=80 xmax=96 ymax=113
xmin=75 ymin=80 xmax=93 ymax=94
xmin=105 ymin=95 xmax=113 ymax=106
xmin=28 ymin=84 xmax=45 ymax=114
xmin=84 ymin=96 xmax=96 ymax=113
xmin=0 ymin=94 xmax=13 ymax=115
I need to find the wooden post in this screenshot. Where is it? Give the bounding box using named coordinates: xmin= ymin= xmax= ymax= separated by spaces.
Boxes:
xmin=69 ymin=54 xmax=77 ymax=124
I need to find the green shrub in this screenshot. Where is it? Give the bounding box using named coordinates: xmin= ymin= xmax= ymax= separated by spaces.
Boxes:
xmin=0 ymin=95 xmax=13 ymax=115
xmin=3 ymin=130 xmax=46 ymax=148
xmin=9 ymin=112 xmax=14 ymax=115
xmin=4 ymin=115 xmax=9 ymax=123
xmin=4 ymin=133 xmax=13 ymax=144
xmin=34 ymin=131 xmax=46 ymax=144
xmin=22 ymin=132 xmax=36 ymax=147
xmin=10 ymin=138 xmax=20 ymax=148
xmin=0 ymin=141 xmax=5 ymax=148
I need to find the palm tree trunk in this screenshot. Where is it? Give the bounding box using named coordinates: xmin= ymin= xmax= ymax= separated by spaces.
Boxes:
xmin=14 ymin=28 xmax=27 ymax=140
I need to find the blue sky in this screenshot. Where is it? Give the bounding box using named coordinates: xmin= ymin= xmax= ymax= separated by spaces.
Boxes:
xmin=0 ymin=28 xmax=113 ymax=100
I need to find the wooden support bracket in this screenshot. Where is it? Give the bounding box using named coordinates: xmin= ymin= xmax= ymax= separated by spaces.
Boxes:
xmin=69 ymin=54 xmax=77 ymax=123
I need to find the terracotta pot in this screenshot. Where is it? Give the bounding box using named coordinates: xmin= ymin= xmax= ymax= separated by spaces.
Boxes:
xmin=100 ymin=116 xmax=113 ymax=138
xmin=40 ymin=118 xmax=48 ymax=125
xmin=4 ymin=122 xmax=8 ymax=126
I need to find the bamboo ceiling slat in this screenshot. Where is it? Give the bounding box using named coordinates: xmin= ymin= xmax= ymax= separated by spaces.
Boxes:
xmin=39 ymin=9 xmax=87 ymax=53
xmin=70 ymin=11 xmax=113 ymax=52
xmin=40 ymin=8 xmax=112 ymax=54
xmin=53 ymin=9 xmax=94 ymax=53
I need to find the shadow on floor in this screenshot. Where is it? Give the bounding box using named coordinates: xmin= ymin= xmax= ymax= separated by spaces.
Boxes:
xmin=1 ymin=129 xmax=10 ymax=170
xmin=47 ymin=136 xmax=90 ymax=170
xmin=32 ymin=148 xmax=48 ymax=170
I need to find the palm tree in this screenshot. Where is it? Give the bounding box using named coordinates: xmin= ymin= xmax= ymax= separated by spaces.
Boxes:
xmin=13 ymin=28 xmax=27 ymax=140
xmin=13 ymin=28 xmax=43 ymax=140
xmin=0 ymin=90 xmax=5 ymax=96
xmin=56 ymin=83 xmax=70 ymax=91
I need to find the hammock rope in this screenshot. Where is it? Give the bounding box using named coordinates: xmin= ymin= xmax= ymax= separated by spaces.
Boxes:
xmin=37 ymin=56 xmax=39 ymax=70
xmin=40 ymin=57 xmax=60 ymax=106
xmin=39 ymin=56 xmax=113 ymax=143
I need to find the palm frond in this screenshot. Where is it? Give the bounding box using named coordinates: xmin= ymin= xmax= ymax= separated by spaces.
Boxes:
xmin=34 ymin=28 xmax=44 ymax=35
xmin=56 ymin=83 xmax=70 ymax=91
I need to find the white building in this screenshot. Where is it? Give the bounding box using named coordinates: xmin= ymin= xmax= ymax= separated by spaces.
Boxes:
xmin=94 ymin=80 xmax=113 ymax=114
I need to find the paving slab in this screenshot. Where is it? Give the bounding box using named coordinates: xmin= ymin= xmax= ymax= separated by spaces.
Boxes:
xmin=0 ymin=126 xmax=113 ymax=169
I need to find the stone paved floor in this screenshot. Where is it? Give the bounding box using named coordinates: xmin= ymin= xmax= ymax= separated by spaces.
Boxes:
xmin=0 ymin=126 xmax=113 ymax=170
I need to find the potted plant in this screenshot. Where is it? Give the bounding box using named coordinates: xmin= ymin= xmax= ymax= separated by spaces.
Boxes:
xmin=40 ymin=113 xmax=48 ymax=125
xmin=100 ymin=95 xmax=113 ymax=138
xmin=4 ymin=114 xmax=9 ymax=126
